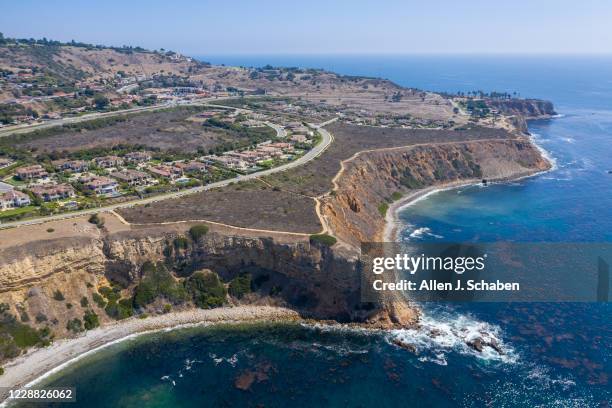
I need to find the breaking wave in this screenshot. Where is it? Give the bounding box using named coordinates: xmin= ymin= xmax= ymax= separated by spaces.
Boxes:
xmin=388 ymin=307 xmax=518 ymax=366
xmin=406 ymin=226 xmax=444 ymax=241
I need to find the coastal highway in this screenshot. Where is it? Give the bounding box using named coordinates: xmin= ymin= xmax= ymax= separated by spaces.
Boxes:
xmin=0 ymin=118 xmax=335 ymax=229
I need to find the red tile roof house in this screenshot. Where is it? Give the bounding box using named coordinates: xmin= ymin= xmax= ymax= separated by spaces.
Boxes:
xmin=93 ymin=155 xmax=124 ymax=168
xmin=256 ymin=146 xmax=283 ymax=157
xmin=110 ymin=169 xmax=149 ymax=186
xmin=80 ymin=175 xmax=119 ymax=196
xmin=177 ymin=161 xmax=208 ymax=173
xmin=52 ymin=159 xmax=89 ymax=173
xmin=148 ymin=165 xmax=183 ymax=179
xmin=15 ymin=165 xmax=49 ymax=181
xmin=29 ymin=184 xmax=75 ymax=202
xmin=0 ymin=190 xmax=31 ymax=210
xmin=124 ymin=151 xmax=152 ymax=163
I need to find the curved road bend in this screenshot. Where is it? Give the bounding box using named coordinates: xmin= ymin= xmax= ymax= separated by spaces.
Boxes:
xmin=0 ymin=118 xmax=336 ymax=229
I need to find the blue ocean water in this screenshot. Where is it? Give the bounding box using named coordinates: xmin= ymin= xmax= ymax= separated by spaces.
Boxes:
xmin=26 ymin=56 xmax=612 ymax=407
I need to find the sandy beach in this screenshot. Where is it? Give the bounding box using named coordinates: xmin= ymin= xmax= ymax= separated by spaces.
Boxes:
xmin=0 ymin=306 xmax=300 ymax=398
xmin=383 ymin=179 xmax=481 ymax=242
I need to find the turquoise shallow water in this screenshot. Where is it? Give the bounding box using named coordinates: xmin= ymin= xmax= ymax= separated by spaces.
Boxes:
xmin=20 ymin=56 xmax=612 ymax=407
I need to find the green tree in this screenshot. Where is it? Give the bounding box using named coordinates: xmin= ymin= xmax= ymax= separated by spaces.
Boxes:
xmin=184 ymin=270 xmax=226 ymax=308
xmin=93 ymin=95 xmax=109 ymax=109
xmin=188 ymin=224 xmax=209 ymax=241
xmin=83 ymin=310 xmax=99 ymax=330
xmin=229 ymin=274 xmax=252 ymax=299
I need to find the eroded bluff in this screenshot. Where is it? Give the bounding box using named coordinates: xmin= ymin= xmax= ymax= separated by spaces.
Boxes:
xmin=321 ymin=138 xmax=551 ymax=246
xmin=0 ymin=226 xmax=390 ymax=341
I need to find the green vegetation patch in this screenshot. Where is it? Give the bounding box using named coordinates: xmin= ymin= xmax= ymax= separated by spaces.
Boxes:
xmin=229 ymin=274 xmax=252 ymax=299
xmin=309 ymin=234 xmax=337 ymax=247
xmin=0 ymin=303 xmax=53 ymax=362
xmin=184 ymin=270 xmax=227 ymax=309
xmin=390 ymin=191 xmax=403 ymax=201
xmin=188 ymin=224 xmax=209 ymax=241
xmin=83 ymin=310 xmax=100 ymax=330
xmin=133 ymin=261 xmax=186 ymax=308
xmin=378 ymin=202 xmax=389 ymax=217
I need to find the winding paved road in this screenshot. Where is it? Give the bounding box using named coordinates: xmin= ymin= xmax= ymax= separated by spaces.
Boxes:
xmin=0 ymin=118 xmax=336 ymax=229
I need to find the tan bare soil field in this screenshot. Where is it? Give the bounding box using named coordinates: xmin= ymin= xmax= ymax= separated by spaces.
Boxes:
xmin=117 ymin=179 xmax=321 ymax=233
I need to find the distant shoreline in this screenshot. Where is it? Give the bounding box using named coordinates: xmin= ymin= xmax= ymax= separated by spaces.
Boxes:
xmin=0 ymin=306 xmax=299 ymax=404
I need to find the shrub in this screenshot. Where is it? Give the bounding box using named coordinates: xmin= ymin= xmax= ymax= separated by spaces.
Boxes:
xmin=80 ymin=297 xmax=89 ymax=307
xmin=0 ymin=367 xmax=4 ymax=375
xmin=88 ymin=213 xmax=105 ymax=227
xmin=105 ymin=298 xmax=133 ymax=320
xmin=46 ymin=228 xmax=54 ymax=233
xmin=35 ymin=313 xmax=47 ymax=323
xmin=391 ymin=191 xmax=403 ymax=201
xmin=378 ymin=202 xmax=389 ymax=217
xmin=188 ymin=224 xmax=209 ymax=241
xmin=66 ymin=318 xmax=83 ymax=333
xmin=163 ymin=304 xmax=172 ymax=313
xmin=229 ymin=274 xmax=252 ymax=299
xmin=52 ymin=290 xmax=65 ymax=301
xmin=133 ymin=262 xmax=186 ymax=308
xmin=173 ymin=236 xmax=189 ymax=250
xmin=83 ymin=310 xmax=99 ymax=330
xmin=19 ymin=309 xmax=29 ymax=323
xmin=98 ymin=286 xmax=120 ymax=302
xmin=66 ymin=303 xmax=73 ymax=309
xmin=92 ymin=293 xmax=106 ymax=308
xmin=309 ymin=234 xmax=337 ymax=247
xmin=184 ymin=270 xmax=226 ymax=309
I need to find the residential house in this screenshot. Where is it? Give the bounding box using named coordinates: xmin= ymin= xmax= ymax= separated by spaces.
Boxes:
xmin=110 ymin=169 xmax=149 ymax=186
xmin=52 ymin=159 xmax=89 ymax=173
xmin=15 ymin=165 xmax=48 ymax=181
xmin=81 ymin=175 xmax=119 ymax=196
xmin=290 ymin=134 xmax=309 ymax=144
xmin=256 ymin=146 xmax=283 ymax=157
xmin=124 ymin=151 xmax=152 ymax=163
xmin=178 ymin=161 xmax=208 ymax=173
xmin=268 ymin=142 xmax=293 ymax=150
xmin=213 ymin=155 xmax=248 ymax=170
xmin=0 ymin=190 xmax=31 ymax=211
xmin=93 ymin=155 xmax=124 ymax=168
xmin=148 ymin=165 xmax=182 ymax=180
xmin=30 ymin=184 xmax=75 ymax=202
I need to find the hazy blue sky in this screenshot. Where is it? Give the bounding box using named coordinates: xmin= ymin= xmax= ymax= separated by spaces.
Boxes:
xmin=2 ymin=0 xmax=611 ymax=55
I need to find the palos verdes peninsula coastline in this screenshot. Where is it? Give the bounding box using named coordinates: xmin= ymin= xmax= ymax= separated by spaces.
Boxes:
xmin=0 ymin=38 xmax=554 ymax=394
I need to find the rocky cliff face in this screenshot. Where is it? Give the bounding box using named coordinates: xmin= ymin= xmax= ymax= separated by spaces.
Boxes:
xmin=486 ymin=98 xmax=557 ymax=119
xmin=0 ymin=227 xmax=380 ymax=339
xmin=321 ymin=138 xmax=551 ymax=247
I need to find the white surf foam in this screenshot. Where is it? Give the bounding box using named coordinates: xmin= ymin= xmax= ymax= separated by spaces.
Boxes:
xmin=408 ymin=227 xmax=444 ymax=240
xmin=388 ymin=308 xmax=518 ymax=365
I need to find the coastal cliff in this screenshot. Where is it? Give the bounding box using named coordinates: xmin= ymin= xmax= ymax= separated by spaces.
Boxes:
xmin=486 ymin=98 xmax=557 ymax=119
xmin=0 ymin=226 xmax=379 ymax=341
xmin=321 ymin=137 xmax=551 ymax=246
xmin=0 ymin=117 xmax=551 ymax=361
